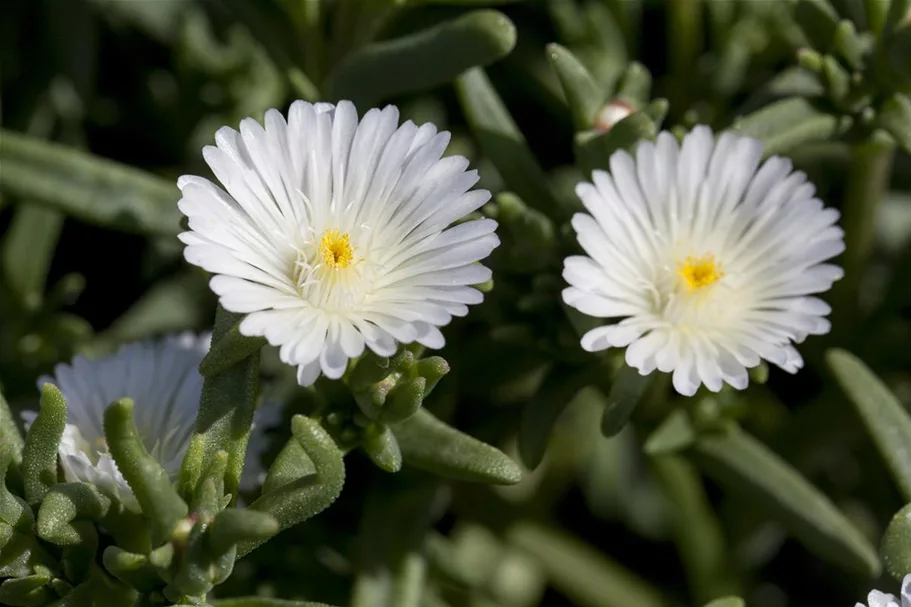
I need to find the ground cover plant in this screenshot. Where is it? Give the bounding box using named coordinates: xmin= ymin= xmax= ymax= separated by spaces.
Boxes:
xmin=2 ymin=0 xmax=911 ymax=606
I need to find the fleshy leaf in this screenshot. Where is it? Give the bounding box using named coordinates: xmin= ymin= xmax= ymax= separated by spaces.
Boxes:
xmin=327 ymin=10 xmax=516 ymax=108
xmin=455 ymin=67 xmax=560 ymax=215
xmin=731 ymin=97 xmax=848 ymax=155
xmin=0 ymin=130 xmax=180 ymax=235
xmin=242 ymin=416 xmax=345 ymax=557
xmin=104 ymin=399 xmax=188 ymax=545
xmin=1 ymin=205 xmax=63 ymax=306
xmin=180 ymin=306 xmax=260 ymax=503
xmin=22 ymin=383 xmax=67 ymax=505
xmin=827 ymin=349 xmax=911 ymax=501
xmin=546 ymin=43 xmax=604 ymax=130
xmin=392 ymin=409 xmax=522 ymax=485
xmin=878 ymin=94 xmax=911 ymax=156
xmin=691 ymin=425 xmax=881 ymax=577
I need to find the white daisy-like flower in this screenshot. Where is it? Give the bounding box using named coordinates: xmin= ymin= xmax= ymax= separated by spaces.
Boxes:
xmin=23 ymin=334 xmax=274 ymax=508
xmin=177 ymin=100 xmax=498 ymax=386
xmin=856 ymin=575 xmax=911 ymax=607
xmin=562 ymin=126 xmax=844 ymax=396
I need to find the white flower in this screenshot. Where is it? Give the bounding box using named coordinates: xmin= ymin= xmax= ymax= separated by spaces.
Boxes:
xmin=562 ymin=126 xmax=844 ymax=396
xmin=177 ymin=100 xmax=498 ymax=386
xmin=23 ymin=334 xmax=274 ymax=508
xmin=856 ymin=575 xmax=911 ymax=607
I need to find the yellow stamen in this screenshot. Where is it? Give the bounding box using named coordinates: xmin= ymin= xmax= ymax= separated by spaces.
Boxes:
xmin=319 ymin=229 xmax=354 ymax=269
xmin=678 ymin=254 xmax=724 ymax=291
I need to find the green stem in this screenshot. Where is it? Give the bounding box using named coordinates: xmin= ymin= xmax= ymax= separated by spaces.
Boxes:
xmin=832 ymin=134 xmax=895 ymax=339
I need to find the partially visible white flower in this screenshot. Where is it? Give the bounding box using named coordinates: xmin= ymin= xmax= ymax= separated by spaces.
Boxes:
xmin=178 ymin=100 xmax=498 ymax=386
xmin=856 ymin=575 xmax=911 ymax=607
xmin=23 ymin=333 xmax=272 ymax=508
xmin=562 ymin=126 xmax=844 ymax=396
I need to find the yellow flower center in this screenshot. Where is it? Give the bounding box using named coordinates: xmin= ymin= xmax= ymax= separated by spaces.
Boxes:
xmin=319 ymin=229 xmax=354 ymax=270
xmin=678 ymin=254 xmax=724 ymax=291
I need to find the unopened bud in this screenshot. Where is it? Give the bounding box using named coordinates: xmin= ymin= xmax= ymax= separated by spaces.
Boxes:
xmin=594 ymin=100 xmax=635 ymax=133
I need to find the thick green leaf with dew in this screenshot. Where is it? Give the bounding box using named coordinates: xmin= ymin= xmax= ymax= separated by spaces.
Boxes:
xmin=691 ymin=425 xmax=880 ymax=577
xmin=392 ymin=409 xmax=522 ymax=485
xmin=0 ymin=130 xmax=180 ymax=235
xmin=731 ymin=97 xmax=848 ymax=156
xmin=327 ymin=10 xmax=516 ymax=108
xmin=22 ymin=383 xmax=66 ymax=505
xmin=242 ymin=416 xmax=344 ymax=557
xmin=0 ymin=391 xmax=23 ymax=466
xmin=104 ymin=399 xmax=188 ymax=544
xmin=882 ymin=502 xmax=911 ymax=579
xmin=827 ymin=349 xmax=911 ymax=501
xmin=455 ymin=67 xmax=560 ymax=215
xmin=179 ymin=306 xmax=260 ymax=502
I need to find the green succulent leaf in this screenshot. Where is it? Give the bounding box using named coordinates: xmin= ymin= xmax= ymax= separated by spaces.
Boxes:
xmin=180 ymin=306 xmax=260 ymax=503
xmin=1 ymin=205 xmax=63 ymax=306
xmin=242 ymin=416 xmax=345 ymax=557
xmin=615 ymin=61 xmax=653 ymax=109
xmin=547 ymin=43 xmax=604 ymax=131
xmin=392 ymin=409 xmax=522 ymax=485
xmin=22 ymin=383 xmax=67 ymax=505
xmin=102 ymin=546 xmax=160 ymax=593
xmin=731 ymin=97 xmax=848 ymax=156
xmin=362 ymin=425 xmax=403 ymax=473
xmin=37 ymin=483 xmax=111 ymax=546
xmin=827 ymin=349 xmax=911 ymax=501
xmin=199 ymin=320 xmax=267 ymax=378
xmin=327 ymin=10 xmax=516 ymax=108
xmin=455 ymin=67 xmax=560 ymax=215
xmin=0 ymin=391 xmax=24 ymax=467
xmin=104 ymin=398 xmax=188 ymax=544
xmin=0 ymin=129 xmax=180 ymax=236
xmin=0 ymin=446 xmax=32 ymax=531
xmin=691 ymin=424 xmax=881 ymax=577
xmin=881 ymin=502 xmax=911 ymax=580
xmin=877 ymin=93 xmax=911 ymax=156
xmin=0 ymin=571 xmax=53 ymax=607
xmin=207 ymin=509 xmax=279 ymax=557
